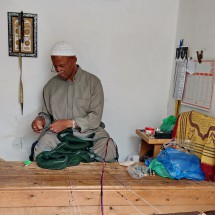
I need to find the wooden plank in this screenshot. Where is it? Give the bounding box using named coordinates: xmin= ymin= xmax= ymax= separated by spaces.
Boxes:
xmin=0 ymin=161 xmax=214 ymax=215
xmin=0 ymin=162 xmax=213 ymax=190
xmin=1 ymin=189 xmax=215 ymax=207
xmin=0 ymin=205 xmax=215 ymax=215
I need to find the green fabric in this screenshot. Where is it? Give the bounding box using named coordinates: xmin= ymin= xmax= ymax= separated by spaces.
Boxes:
xmin=36 ymin=129 xmax=94 ymax=170
xmin=147 ymin=158 xmax=173 ymax=179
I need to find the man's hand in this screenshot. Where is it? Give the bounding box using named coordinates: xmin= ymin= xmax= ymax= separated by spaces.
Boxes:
xmin=50 ymin=119 xmax=72 ymax=133
xmin=32 ymin=117 xmax=45 ymax=133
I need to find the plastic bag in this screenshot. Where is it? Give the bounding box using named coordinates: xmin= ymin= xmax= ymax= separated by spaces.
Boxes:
xmin=157 ymin=148 xmax=205 ymax=180
xmin=147 ymin=158 xmax=173 ymax=179
xmin=160 ymin=115 xmax=177 ymax=133
xmin=127 ymin=165 xmax=148 ymax=179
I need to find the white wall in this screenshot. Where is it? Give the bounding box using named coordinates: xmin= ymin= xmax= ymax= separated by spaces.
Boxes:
xmin=0 ymin=0 xmax=178 ymax=161
xmin=168 ymin=0 xmax=215 ymax=117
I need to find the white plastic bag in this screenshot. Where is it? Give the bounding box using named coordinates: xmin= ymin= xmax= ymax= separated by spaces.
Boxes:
xmin=127 ymin=165 xmax=148 ymax=179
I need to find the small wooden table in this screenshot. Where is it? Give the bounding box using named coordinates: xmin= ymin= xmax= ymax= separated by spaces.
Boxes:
xmin=136 ymin=129 xmax=171 ymax=158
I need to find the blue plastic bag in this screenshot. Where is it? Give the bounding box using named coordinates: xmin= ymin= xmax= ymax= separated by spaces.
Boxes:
xmin=157 ymin=148 xmax=205 ymax=180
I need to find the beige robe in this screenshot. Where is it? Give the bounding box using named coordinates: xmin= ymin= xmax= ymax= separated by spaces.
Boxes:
xmin=34 ymin=66 xmax=117 ymax=161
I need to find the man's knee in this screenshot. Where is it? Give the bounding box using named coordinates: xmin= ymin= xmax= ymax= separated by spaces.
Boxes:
xmin=92 ymin=138 xmax=118 ymax=162
xmin=34 ymin=132 xmax=60 ymax=159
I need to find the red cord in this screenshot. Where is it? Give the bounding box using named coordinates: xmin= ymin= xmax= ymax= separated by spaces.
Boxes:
xmin=101 ymin=160 xmax=105 ymax=214
xmin=100 ymin=138 xmax=111 ymax=215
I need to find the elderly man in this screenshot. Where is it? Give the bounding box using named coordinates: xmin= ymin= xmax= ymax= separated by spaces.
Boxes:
xmin=31 ymin=41 xmax=118 ymax=162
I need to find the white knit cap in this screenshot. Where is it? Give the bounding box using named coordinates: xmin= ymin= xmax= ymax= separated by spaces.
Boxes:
xmin=51 ymin=41 xmax=76 ymax=56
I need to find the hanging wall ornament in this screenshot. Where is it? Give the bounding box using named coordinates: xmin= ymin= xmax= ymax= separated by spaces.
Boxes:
xmin=8 ymin=11 xmax=38 ymax=114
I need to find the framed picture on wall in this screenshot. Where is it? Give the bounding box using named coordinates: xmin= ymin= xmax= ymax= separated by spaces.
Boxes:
xmin=8 ymin=12 xmax=38 ymax=57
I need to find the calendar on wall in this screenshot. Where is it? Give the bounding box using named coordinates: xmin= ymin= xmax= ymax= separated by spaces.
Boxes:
xmin=181 ymin=60 xmax=214 ymax=111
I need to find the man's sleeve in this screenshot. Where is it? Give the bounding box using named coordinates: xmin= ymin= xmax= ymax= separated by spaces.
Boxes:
xmin=75 ymin=79 xmax=104 ymax=133
xmin=38 ymin=87 xmax=53 ymax=128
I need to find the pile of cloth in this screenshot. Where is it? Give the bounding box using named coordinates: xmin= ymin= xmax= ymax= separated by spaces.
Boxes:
xmin=36 ymin=129 xmax=103 ymax=170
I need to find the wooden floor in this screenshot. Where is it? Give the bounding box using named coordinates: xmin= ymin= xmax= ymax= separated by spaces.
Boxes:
xmin=0 ymin=161 xmax=215 ymax=215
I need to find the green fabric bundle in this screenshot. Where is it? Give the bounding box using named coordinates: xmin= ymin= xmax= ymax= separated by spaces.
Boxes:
xmin=36 ymin=129 xmax=94 ymax=170
xmin=147 ymin=158 xmax=173 ymax=179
